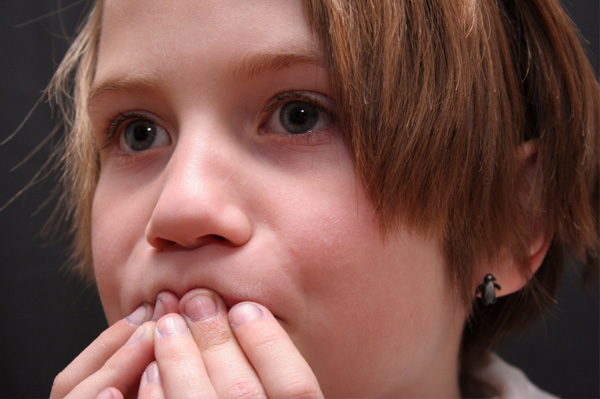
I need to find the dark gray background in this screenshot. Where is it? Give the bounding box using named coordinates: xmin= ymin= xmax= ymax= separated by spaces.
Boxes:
xmin=0 ymin=1 xmax=598 ymax=398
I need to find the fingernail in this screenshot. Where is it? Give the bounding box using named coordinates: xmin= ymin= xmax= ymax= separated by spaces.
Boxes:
xmin=156 ymin=314 xmax=189 ymax=337
xmin=126 ymin=304 xmax=149 ymax=325
xmin=126 ymin=325 xmax=145 ymax=345
xmin=183 ymin=293 xmax=218 ymax=321
xmin=152 ymin=295 xmax=167 ymax=321
xmin=229 ymin=303 xmax=264 ymax=327
xmin=143 ymin=362 xmax=161 ymax=384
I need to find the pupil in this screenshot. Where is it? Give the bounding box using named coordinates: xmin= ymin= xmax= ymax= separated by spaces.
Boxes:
xmin=290 ymin=109 xmax=308 ymax=124
xmin=125 ymin=121 xmax=156 ymax=151
xmin=280 ymin=101 xmax=319 ymax=134
xmin=134 ymin=125 xmax=151 ymax=141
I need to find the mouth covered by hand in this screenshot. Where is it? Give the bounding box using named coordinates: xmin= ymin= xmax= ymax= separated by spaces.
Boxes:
xmin=149 ymin=289 xmax=244 ymax=322
xmin=51 ymin=287 xmax=323 ymax=399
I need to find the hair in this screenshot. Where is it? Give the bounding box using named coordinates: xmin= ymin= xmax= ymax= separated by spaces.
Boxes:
xmin=302 ymin=0 xmax=599 ymax=376
xmin=48 ymin=0 xmax=598 ymax=388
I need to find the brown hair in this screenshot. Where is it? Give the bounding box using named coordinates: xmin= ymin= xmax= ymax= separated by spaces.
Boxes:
xmin=302 ymin=0 xmax=599 ymax=374
xmin=49 ymin=0 xmax=598 ymax=381
xmin=47 ymin=0 xmax=102 ymax=281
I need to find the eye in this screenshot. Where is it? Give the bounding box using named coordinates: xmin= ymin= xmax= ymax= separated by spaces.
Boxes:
xmin=276 ymin=101 xmax=322 ymax=134
xmin=263 ymin=93 xmax=331 ymax=136
xmin=118 ymin=118 xmax=171 ymax=152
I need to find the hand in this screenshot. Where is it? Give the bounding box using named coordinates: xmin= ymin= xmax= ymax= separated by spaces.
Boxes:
xmin=50 ymin=292 xmax=178 ymax=399
xmin=103 ymin=289 xmax=324 ymax=399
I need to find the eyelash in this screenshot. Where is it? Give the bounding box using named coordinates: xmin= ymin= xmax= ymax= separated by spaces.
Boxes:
xmin=101 ymin=111 xmax=152 ymax=150
xmin=100 ymin=91 xmax=335 ymax=150
xmin=260 ymin=91 xmax=335 ymax=143
xmin=263 ymin=91 xmax=330 ymax=116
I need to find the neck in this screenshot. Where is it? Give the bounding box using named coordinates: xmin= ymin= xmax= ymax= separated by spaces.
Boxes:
xmin=388 ymin=311 xmax=465 ymax=398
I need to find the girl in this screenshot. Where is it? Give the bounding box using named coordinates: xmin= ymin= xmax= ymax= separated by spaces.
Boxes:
xmin=47 ymin=0 xmax=598 ymax=397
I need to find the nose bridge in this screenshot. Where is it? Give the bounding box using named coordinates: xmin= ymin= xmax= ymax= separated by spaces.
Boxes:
xmin=166 ymin=134 xmax=231 ymax=204
xmin=146 ymin=127 xmax=251 ymax=249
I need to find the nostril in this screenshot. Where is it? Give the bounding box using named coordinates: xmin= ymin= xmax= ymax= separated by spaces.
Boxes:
xmin=149 ymin=237 xmax=178 ymax=251
xmin=149 ymin=234 xmax=229 ymax=251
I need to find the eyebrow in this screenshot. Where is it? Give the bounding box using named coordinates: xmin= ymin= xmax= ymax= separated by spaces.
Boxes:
xmin=88 ymin=74 xmax=162 ymax=106
xmin=88 ymin=49 xmax=325 ymax=105
xmin=229 ymin=50 xmax=325 ymax=80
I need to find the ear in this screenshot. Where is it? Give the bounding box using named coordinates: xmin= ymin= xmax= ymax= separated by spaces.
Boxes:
xmin=473 ymin=140 xmax=554 ymax=297
xmin=481 ymin=214 xmax=553 ymax=298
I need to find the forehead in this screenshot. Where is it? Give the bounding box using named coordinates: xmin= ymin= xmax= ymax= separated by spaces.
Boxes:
xmin=96 ymin=0 xmax=318 ymax=84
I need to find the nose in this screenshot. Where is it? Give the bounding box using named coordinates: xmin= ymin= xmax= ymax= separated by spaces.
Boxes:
xmin=145 ymin=138 xmax=252 ymax=251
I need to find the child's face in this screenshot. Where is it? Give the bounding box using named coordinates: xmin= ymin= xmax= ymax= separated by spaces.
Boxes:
xmin=90 ymin=0 xmax=465 ymax=396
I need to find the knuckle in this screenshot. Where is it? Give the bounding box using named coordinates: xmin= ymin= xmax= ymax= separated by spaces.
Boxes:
xmin=226 ymin=379 xmax=267 ymax=399
xmin=253 ymin=328 xmax=281 ymax=352
xmin=97 ymin=322 xmax=131 ymax=352
xmin=279 ymin=377 xmax=322 ymax=399
xmin=99 ymin=359 xmax=118 ymax=377
xmin=158 ymin=345 xmax=190 ymax=363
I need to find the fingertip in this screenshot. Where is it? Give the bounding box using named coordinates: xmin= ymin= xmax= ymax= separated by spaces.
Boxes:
xmin=155 ymin=313 xmax=191 ymax=337
xmin=126 ymin=303 xmax=153 ymax=326
xmin=178 ymin=288 xmax=226 ymax=316
xmin=143 ymin=361 xmax=162 ymax=385
xmin=152 ymin=291 xmax=180 ymax=321
xmin=95 ymin=387 xmax=124 ymax=399
xmin=181 ymin=291 xmax=220 ymax=322
xmin=226 ymin=303 xmax=322 ymax=399
xmin=138 ymin=361 xmax=165 ymax=399
xmin=139 ymin=361 xmax=166 ymax=398
xmin=229 ymin=302 xmax=265 ymax=327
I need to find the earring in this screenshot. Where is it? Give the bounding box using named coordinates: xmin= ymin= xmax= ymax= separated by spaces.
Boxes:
xmin=475 ymin=274 xmax=501 ymax=305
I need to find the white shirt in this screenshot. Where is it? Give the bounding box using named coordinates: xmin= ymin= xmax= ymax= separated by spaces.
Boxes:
xmin=470 ymin=354 xmax=559 ymax=399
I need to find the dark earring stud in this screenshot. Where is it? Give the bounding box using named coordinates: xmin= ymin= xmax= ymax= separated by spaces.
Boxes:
xmin=475 ymin=274 xmax=501 ymax=305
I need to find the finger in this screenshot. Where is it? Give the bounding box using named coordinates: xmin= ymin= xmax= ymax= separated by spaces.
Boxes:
xmin=51 ymin=304 xmax=154 ymax=399
xmin=153 ymin=313 xmax=218 ymax=398
xmin=179 ymin=289 xmax=266 ymax=399
xmin=230 ymin=303 xmax=323 ymax=399
xmin=95 ymin=387 xmax=124 ymax=399
xmin=138 ymin=361 xmax=165 ymax=399
xmin=152 ymin=291 xmax=179 ymax=321
xmin=64 ymin=321 xmax=156 ymax=399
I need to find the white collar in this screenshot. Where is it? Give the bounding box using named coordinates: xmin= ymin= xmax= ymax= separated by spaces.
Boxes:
xmin=469 ymin=353 xmax=559 ymax=399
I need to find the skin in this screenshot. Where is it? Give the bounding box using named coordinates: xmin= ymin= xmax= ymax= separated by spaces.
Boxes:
xmin=51 ymin=0 xmax=468 ymax=397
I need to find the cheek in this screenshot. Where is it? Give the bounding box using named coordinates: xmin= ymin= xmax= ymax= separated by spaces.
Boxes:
xmin=91 ymin=174 xmax=156 ymax=323
xmin=294 ymin=223 xmax=447 ymax=337
xmin=91 ymin=189 xmax=124 ymax=323
xmin=273 ymin=184 xmax=459 ymax=394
